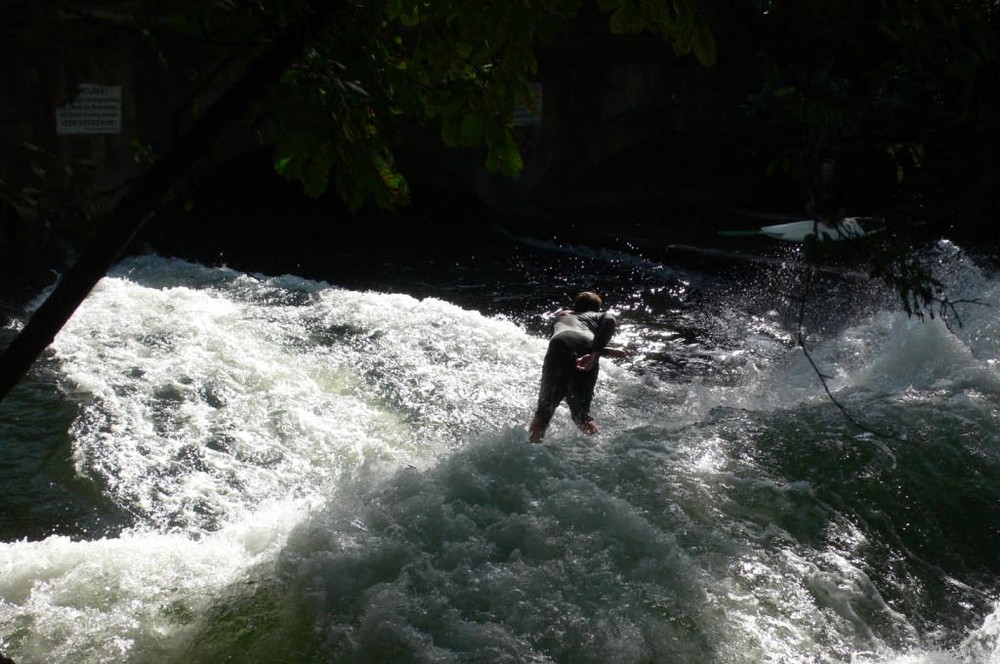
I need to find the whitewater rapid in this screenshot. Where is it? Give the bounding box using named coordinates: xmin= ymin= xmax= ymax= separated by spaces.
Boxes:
xmin=0 ymin=248 xmax=997 ymax=663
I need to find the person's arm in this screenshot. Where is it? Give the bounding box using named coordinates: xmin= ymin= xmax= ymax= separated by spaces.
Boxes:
xmin=576 ymin=313 xmax=617 ymax=372
xmin=592 ymin=312 xmax=616 ymax=353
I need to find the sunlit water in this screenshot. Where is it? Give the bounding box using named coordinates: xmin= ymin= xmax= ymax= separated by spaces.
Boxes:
xmin=0 ymin=233 xmax=998 ymax=663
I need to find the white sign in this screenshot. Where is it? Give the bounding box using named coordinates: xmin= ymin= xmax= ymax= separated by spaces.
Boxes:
xmin=56 ymin=85 xmax=122 ymax=135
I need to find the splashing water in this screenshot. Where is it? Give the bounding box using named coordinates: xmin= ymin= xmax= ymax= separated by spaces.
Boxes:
xmin=0 ymin=240 xmax=997 ymax=663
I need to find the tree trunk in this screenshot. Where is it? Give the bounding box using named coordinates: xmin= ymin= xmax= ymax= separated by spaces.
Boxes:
xmin=0 ymin=5 xmax=336 ymax=404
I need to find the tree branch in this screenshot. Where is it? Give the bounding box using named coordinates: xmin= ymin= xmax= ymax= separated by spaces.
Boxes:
xmin=795 ymin=266 xmax=901 ymax=446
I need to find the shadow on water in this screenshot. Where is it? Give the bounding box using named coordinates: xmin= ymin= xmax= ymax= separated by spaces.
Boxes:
xmin=735 ymin=401 xmax=1000 ymax=643
xmin=0 ymin=352 xmax=135 ymax=542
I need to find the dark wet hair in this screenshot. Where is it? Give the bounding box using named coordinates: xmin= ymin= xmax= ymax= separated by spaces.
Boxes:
xmin=573 ymin=291 xmax=603 ymax=312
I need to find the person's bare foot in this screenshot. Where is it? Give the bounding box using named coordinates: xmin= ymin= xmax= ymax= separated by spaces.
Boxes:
xmin=578 ymin=419 xmax=598 ymax=435
xmin=529 ymin=419 xmax=546 ymax=443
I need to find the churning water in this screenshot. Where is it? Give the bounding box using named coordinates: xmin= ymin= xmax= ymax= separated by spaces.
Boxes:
xmin=0 ymin=231 xmax=997 ymax=663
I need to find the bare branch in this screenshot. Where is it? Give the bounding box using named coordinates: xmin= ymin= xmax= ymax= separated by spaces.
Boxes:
xmin=934 ymin=296 xmax=990 ymax=332
xmin=795 ymin=267 xmax=902 ymax=447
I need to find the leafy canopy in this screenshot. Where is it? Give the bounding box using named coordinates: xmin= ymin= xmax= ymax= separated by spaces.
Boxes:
xmin=176 ymin=0 xmax=715 ymax=211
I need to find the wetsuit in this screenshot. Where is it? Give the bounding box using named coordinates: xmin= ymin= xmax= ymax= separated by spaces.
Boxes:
xmin=532 ymin=310 xmax=616 ymax=430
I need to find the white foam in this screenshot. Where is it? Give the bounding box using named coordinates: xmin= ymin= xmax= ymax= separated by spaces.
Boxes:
xmin=0 ymin=499 xmax=313 ymax=663
xmin=2 ymin=257 xmax=553 ymax=661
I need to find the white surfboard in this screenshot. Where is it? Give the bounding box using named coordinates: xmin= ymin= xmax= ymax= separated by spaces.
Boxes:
xmin=759 ymin=217 xmax=885 ymax=242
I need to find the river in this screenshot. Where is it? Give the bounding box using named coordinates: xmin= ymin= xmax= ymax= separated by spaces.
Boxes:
xmin=0 ymin=223 xmax=997 ymax=663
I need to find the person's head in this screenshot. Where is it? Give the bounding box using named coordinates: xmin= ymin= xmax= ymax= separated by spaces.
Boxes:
xmin=573 ymin=291 xmax=603 ymax=312
xmin=819 ymin=159 xmax=837 ymax=182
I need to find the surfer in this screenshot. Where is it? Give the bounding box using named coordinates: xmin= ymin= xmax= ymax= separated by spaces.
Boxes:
xmin=805 ymin=159 xmax=847 ymax=228
xmin=529 ymin=291 xmax=631 ymax=443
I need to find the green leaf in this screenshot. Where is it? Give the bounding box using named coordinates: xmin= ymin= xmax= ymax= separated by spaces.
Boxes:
xmin=609 ymin=7 xmax=626 ymax=34
xmin=400 ymin=7 xmax=419 ymax=27
xmin=459 ymin=112 xmax=483 ymax=146
xmin=693 ymin=24 xmax=716 ymax=66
